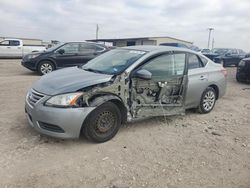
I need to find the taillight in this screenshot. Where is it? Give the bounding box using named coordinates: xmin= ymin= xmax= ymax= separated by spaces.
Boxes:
xmin=221 ymin=68 xmax=227 ymax=77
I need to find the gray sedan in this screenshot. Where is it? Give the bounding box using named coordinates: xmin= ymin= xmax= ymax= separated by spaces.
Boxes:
xmin=25 ymin=46 xmax=227 ymax=142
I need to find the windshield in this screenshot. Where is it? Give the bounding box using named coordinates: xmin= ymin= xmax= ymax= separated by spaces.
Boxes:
xmin=82 ymin=49 xmax=146 ymax=75
xmin=45 ymin=43 xmax=64 ymax=52
xmin=211 ymin=48 xmax=230 ymax=55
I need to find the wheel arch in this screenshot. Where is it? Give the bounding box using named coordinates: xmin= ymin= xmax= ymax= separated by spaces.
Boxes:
xmin=88 ymin=94 xmax=127 ymax=124
xmin=37 ymin=58 xmax=57 ymax=70
xmin=208 ymin=84 xmax=219 ymax=100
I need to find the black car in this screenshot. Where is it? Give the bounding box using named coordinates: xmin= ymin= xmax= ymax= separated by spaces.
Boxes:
xmin=202 ymin=48 xmax=227 ymax=61
xmin=22 ymin=42 xmax=109 ymax=75
xmin=236 ymin=58 xmax=250 ymax=83
xmin=245 ymin=53 xmax=250 ymax=58
xmin=212 ymin=48 xmax=246 ymax=67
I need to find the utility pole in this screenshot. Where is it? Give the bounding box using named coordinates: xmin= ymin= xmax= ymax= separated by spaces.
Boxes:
xmin=212 ymin=38 xmax=215 ymax=49
xmin=96 ymin=24 xmax=99 ymax=40
xmin=207 ymin=28 xmax=214 ymax=49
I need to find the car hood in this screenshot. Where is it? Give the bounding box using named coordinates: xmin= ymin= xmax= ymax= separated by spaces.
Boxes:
xmin=32 ymin=67 xmax=113 ymax=95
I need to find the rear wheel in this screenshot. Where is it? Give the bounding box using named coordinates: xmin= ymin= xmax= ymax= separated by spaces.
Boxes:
xmin=198 ymin=87 xmax=216 ymax=114
xmin=83 ymin=102 xmax=121 ymax=142
xmin=38 ymin=61 xmax=55 ymax=75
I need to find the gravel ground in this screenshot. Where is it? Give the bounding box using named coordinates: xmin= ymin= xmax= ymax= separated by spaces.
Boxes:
xmin=0 ymin=59 xmax=249 ymax=188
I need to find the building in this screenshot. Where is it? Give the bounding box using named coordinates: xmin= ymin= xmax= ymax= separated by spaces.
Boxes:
xmin=88 ymin=36 xmax=192 ymax=47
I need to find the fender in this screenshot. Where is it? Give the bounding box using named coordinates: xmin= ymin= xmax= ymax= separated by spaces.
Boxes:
xmin=37 ymin=58 xmax=58 ymax=69
xmin=88 ymin=94 xmax=128 ymax=124
xmin=89 ymin=94 xmax=123 ymax=107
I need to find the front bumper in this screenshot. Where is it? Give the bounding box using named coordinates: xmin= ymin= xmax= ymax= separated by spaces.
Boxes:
xmin=21 ymin=59 xmax=37 ymax=71
xmin=236 ymin=67 xmax=249 ymax=81
xmin=25 ymin=90 xmax=95 ymax=139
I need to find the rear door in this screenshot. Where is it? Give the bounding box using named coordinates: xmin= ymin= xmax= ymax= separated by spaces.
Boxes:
xmin=54 ymin=43 xmax=81 ymax=67
xmin=185 ymin=53 xmax=208 ymax=108
xmin=130 ymin=52 xmax=188 ymax=118
xmin=78 ymin=43 xmax=99 ymax=65
xmin=78 ymin=43 xmax=107 ymax=65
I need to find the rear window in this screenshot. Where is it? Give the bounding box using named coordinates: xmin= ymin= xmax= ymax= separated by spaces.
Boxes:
xmin=199 ymin=56 xmax=208 ymax=66
xmin=188 ymin=54 xmax=203 ymax=69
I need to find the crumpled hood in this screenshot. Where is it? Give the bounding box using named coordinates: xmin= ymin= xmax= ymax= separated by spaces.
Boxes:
xmin=32 ymin=67 xmax=113 ymax=95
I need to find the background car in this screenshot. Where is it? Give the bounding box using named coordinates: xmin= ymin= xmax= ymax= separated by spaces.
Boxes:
xmin=0 ymin=39 xmax=46 ymax=58
xmin=203 ymin=48 xmax=230 ymax=61
xmin=21 ymin=42 xmax=109 ymax=75
xmin=236 ymin=58 xmax=250 ymax=82
xmin=200 ymin=48 xmax=211 ymax=54
xmin=25 ymin=46 xmax=227 ymax=142
xmin=214 ymin=48 xmax=246 ymax=66
xmin=245 ymin=53 xmax=250 ymax=58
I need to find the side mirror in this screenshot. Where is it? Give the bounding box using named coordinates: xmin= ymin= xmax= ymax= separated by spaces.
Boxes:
xmin=57 ymin=49 xmax=65 ymax=54
xmin=133 ymin=69 xmax=152 ymax=80
xmin=225 ymin=52 xmax=231 ymax=56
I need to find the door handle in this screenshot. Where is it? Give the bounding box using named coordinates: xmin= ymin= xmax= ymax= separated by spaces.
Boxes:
xmin=7 ymin=47 xmax=11 ymax=48
xmin=199 ymin=75 xmax=206 ymax=80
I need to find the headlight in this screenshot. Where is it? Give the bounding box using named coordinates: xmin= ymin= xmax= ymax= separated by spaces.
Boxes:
xmin=26 ymin=54 xmax=40 ymax=59
xmin=45 ymin=92 xmax=83 ymax=107
xmin=238 ymin=60 xmax=245 ymax=67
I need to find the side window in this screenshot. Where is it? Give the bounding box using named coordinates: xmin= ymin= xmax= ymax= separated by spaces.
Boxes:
xmin=79 ymin=43 xmax=96 ymax=54
xmin=238 ymin=49 xmax=245 ymax=55
xmin=0 ymin=40 xmax=10 ymax=46
xmin=59 ymin=43 xmax=79 ymax=54
xmin=231 ymin=49 xmax=237 ymax=54
xmin=188 ymin=54 xmax=203 ymax=69
xmin=141 ymin=53 xmax=186 ymax=81
xmin=9 ymin=40 xmax=20 ymax=46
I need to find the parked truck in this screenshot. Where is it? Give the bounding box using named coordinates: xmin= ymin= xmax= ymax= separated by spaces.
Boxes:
xmin=0 ymin=39 xmax=46 ymax=58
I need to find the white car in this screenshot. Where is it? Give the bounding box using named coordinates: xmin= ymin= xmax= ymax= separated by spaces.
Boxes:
xmin=0 ymin=39 xmax=46 ymax=58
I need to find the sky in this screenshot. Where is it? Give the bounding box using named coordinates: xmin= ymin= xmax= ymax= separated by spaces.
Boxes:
xmin=0 ymin=0 xmax=250 ymax=51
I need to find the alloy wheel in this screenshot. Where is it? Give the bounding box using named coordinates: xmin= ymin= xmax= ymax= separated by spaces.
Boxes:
xmin=203 ymin=90 xmax=215 ymax=111
xmin=40 ymin=63 xmax=53 ymax=74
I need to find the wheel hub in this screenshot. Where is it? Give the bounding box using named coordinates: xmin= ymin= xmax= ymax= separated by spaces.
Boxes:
xmin=96 ymin=111 xmax=115 ymax=133
xmin=41 ymin=63 xmax=53 ymax=74
xmin=203 ymin=91 xmax=215 ymax=111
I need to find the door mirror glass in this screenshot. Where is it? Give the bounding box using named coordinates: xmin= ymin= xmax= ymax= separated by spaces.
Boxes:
xmin=57 ymin=49 xmax=65 ymax=54
xmin=133 ymin=69 xmax=152 ymax=80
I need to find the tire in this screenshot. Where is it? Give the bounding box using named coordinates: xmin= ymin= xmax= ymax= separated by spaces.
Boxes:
xmin=38 ymin=61 xmax=55 ymax=75
xmin=83 ymin=102 xmax=121 ymax=143
xmin=198 ymin=87 xmax=216 ymax=114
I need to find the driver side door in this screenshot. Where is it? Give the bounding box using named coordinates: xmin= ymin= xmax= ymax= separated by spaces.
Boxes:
xmin=130 ymin=52 xmax=188 ymax=118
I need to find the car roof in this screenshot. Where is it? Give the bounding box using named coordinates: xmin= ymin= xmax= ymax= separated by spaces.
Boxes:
xmin=122 ymin=45 xmax=195 ymax=53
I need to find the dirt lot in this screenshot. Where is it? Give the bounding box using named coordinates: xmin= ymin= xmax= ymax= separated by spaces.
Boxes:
xmin=0 ymin=59 xmax=249 ymax=188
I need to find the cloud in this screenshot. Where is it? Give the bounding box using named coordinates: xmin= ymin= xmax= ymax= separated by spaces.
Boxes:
xmin=0 ymin=0 xmax=249 ymax=51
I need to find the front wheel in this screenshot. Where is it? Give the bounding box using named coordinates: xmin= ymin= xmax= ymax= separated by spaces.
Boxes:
xmin=198 ymin=87 xmax=216 ymax=114
xmin=38 ymin=61 xmax=55 ymax=75
xmin=83 ymin=102 xmax=121 ymax=142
